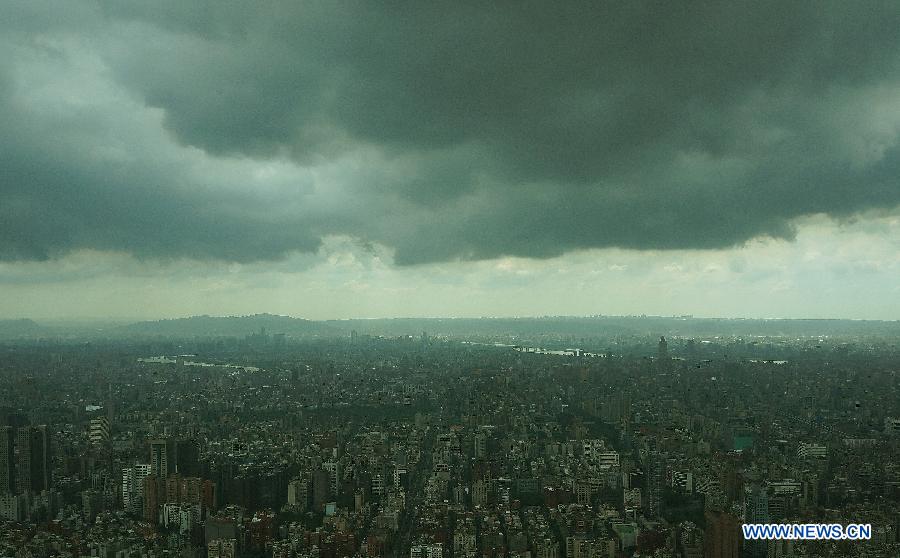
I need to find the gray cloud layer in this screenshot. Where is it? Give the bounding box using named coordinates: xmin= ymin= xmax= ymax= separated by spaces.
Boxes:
xmin=2 ymin=1 xmax=900 ymax=264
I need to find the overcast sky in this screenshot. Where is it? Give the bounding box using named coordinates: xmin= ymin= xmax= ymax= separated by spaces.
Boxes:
xmin=2 ymin=2 xmax=899 ymax=321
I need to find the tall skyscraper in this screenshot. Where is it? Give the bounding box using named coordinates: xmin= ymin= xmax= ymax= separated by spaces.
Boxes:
xmin=143 ymin=474 xmax=159 ymax=524
xmin=150 ymin=439 xmax=175 ymax=479
xmin=89 ymin=417 xmax=110 ymax=448
xmin=122 ymin=464 xmax=151 ymax=515
xmin=15 ymin=426 xmax=51 ymax=494
xmin=312 ymin=468 xmax=331 ymax=511
xmin=0 ymin=427 xmax=14 ymax=494
xmin=644 ymin=450 xmax=664 ymax=519
xmin=34 ymin=426 xmax=52 ymax=493
xmin=704 ymin=510 xmax=741 ymax=558
xmin=743 ymin=484 xmax=770 ymax=558
xmin=657 ymin=336 xmax=669 ymax=362
xmin=175 ymin=439 xmax=200 ymax=477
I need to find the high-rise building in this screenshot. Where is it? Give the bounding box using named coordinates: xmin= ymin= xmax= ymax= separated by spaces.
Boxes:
xmin=89 ymin=417 xmax=110 ymax=448
xmin=149 ymin=439 xmax=175 ymax=479
xmin=657 ymin=336 xmax=669 ymax=361
xmin=175 ymin=439 xmax=200 ymax=477
xmin=797 ymin=443 xmax=827 ymax=461
xmin=0 ymin=492 xmax=26 ymax=521
xmin=165 ymin=473 xmax=182 ymax=503
xmin=704 ymin=510 xmax=740 ymax=558
xmin=474 ymin=432 xmax=487 ymax=458
xmin=656 ymin=336 xmax=669 ymax=372
xmin=143 ymin=474 xmax=159 ymax=524
xmin=411 ymin=543 xmax=444 ymax=558
xmin=208 ymin=539 xmax=237 ymax=558
xmin=0 ymin=427 xmax=14 ymax=494
xmin=312 ymin=468 xmax=331 ymax=511
xmin=14 ymin=429 xmax=32 ymax=495
xmin=287 ymin=477 xmax=309 ymax=509
xmin=165 ymin=474 xmax=204 ymax=506
xmin=324 ymin=459 xmax=341 ymax=497
xmin=15 ymin=426 xmax=52 ymax=494
xmin=644 ymin=450 xmax=664 ymax=519
xmin=743 ymin=484 xmax=770 ymax=558
xmin=201 ymin=479 xmax=217 ymax=513
xmin=122 ymin=464 xmax=151 ymax=515
xmin=600 ymin=393 xmax=631 ymax=425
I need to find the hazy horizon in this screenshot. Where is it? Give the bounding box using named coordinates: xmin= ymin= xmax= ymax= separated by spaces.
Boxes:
xmin=9 ymin=311 xmax=900 ymax=326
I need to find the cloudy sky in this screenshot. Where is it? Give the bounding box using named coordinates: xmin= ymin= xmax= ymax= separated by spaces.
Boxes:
xmin=2 ymin=2 xmax=899 ymax=321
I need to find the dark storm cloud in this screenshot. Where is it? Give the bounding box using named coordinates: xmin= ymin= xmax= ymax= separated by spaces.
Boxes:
xmin=3 ymin=1 xmax=900 ymax=264
xmin=0 ymin=29 xmax=322 ymax=262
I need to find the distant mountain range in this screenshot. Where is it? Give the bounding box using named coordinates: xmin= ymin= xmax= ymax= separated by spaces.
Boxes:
xmin=117 ymin=313 xmax=339 ymax=338
xmin=0 ymin=318 xmax=47 ymax=338
xmin=0 ymin=314 xmax=898 ymax=341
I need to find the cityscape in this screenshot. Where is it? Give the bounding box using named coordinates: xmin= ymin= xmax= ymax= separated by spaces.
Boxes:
xmin=3 ymin=2 xmax=900 ymax=558
xmin=1 ymin=315 xmax=898 ymax=557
